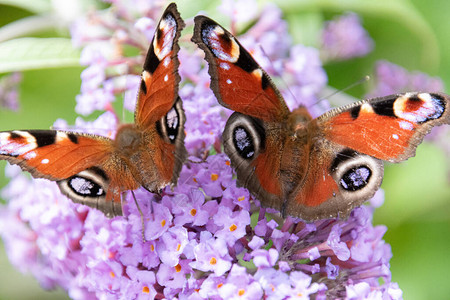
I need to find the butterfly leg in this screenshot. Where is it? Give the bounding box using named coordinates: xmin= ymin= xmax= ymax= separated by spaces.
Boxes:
xmin=131 ymin=190 xmax=147 ymax=243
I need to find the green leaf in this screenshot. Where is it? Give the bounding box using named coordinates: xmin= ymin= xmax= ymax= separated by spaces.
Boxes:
xmin=0 ymin=15 xmax=60 ymax=43
xmin=0 ymin=0 xmax=51 ymax=14
xmin=0 ymin=37 xmax=80 ymax=73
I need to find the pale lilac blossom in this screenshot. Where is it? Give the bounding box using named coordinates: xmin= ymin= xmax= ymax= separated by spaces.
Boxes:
xmin=366 ymin=60 xmax=444 ymax=98
xmin=321 ymin=13 xmax=374 ymax=61
xmin=0 ymin=72 xmax=21 ymax=111
xmin=0 ymin=1 xmax=406 ymax=299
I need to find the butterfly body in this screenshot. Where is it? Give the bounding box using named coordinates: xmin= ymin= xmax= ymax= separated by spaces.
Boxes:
xmin=193 ymin=16 xmax=450 ymax=221
xmin=0 ymin=3 xmax=186 ymax=217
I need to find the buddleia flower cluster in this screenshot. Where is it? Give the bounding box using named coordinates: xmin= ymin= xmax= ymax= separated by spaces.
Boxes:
xmin=0 ymin=0 xmax=419 ymax=299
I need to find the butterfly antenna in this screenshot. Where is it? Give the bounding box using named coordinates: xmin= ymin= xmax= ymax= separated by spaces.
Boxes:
xmin=312 ymin=75 xmax=371 ymax=108
xmin=131 ymin=190 xmax=147 ymax=243
xmin=121 ymin=74 xmax=131 ymax=124
xmin=258 ymin=45 xmax=299 ymax=106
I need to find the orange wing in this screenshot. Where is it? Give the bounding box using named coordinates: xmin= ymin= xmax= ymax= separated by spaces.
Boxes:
xmin=319 ymin=92 xmax=450 ymax=162
xmin=285 ymin=144 xmax=384 ymax=221
xmin=0 ymin=130 xmax=136 ymax=216
xmin=132 ymin=3 xmax=187 ymax=190
xmin=0 ymin=130 xmax=111 ymax=179
xmin=192 ymin=16 xmax=290 ymax=122
xmin=135 ymin=3 xmax=185 ymax=128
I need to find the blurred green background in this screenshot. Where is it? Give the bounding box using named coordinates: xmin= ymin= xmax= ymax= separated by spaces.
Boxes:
xmin=0 ymin=0 xmax=449 ymax=299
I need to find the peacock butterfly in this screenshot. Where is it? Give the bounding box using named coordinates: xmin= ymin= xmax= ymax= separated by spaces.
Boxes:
xmin=192 ymin=16 xmax=450 ymax=221
xmin=0 ymin=3 xmax=187 ymax=217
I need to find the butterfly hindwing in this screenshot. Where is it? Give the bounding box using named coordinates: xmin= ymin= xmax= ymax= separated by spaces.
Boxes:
xmin=286 ymin=143 xmax=384 ymax=220
xmin=222 ymin=112 xmax=285 ymax=211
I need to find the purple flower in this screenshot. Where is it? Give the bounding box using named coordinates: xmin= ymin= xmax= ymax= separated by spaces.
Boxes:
xmin=282 ymin=44 xmax=328 ymax=114
xmin=125 ymin=267 xmax=157 ymax=300
xmin=171 ymin=189 xmax=212 ymax=226
xmin=0 ymin=1 xmax=406 ymax=299
xmin=239 ymin=3 xmax=291 ymax=65
xmin=191 ymin=154 xmax=233 ymax=197
xmin=218 ymin=264 xmax=264 ymax=299
xmin=75 ymin=83 xmax=115 ymax=115
xmin=218 ymin=0 xmax=258 ymax=24
xmin=366 ymin=60 xmax=444 ymax=98
xmin=156 ymin=226 xmax=189 ymax=266
xmin=252 ymin=248 xmax=279 ymax=268
xmin=213 ymin=206 xmax=251 ymax=246
xmin=328 ymin=224 xmax=351 ymax=261
xmin=190 ymin=232 xmax=232 ymax=276
xmin=0 ymin=72 xmax=21 ymax=111
xmin=321 ymin=12 xmax=374 ymax=61
xmin=144 ymin=202 xmax=173 ymax=240
xmin=156 ymin=259 xmax=192 ymax=291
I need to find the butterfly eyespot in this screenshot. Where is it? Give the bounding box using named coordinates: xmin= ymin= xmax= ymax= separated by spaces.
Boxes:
xmin=57 ymin=167 xmax=111 ymax=212
xmin=223 ymin=112 xmax=265 ymax=161
xmin=156 ymin=98 xmax=185 ymax=144
xmin=331 ymin=150 xmax=383 ymax=199
xmin=69 ymin=176 xmax=104 ymax=196
xmin=201 ymin=24 xmax=240 ymax=63
xmin=234 ymin=127 xmax=254 ymax=158
xmin=339 ymin=166 xmax=372 ymax=191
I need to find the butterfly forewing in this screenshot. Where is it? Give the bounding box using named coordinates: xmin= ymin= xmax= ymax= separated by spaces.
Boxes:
xmin=0 ymin=130 xmax=112 ymax=180
xmin=135 ymin=3 xmax=185 ymax=128
xmin=192 ymin=16 xmax=290 ymax=122
xmin=0 ymin=130 xmax=139 ymax=216
xmin=319 ymin=92 xmax=450 ymax=162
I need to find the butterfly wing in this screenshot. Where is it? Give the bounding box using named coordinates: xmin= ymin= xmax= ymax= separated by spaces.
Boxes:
xmin=286 ymin=92 xmax=450 ymax=220
xmin=194 ymin=15 xmax=450 ymax=221
xmin=192 ymin=16 xmax=290 ymax=122
xmin=135 ymin=3 xmax=184 ymax=127
xmin=285 ymin=143 xmax=384 ymax=220
xmin=222 ymin=113 xmax=286 ymax=211
xmin=318 ymin=92 xmax=450 ymax=162
xmin=193 ymin=15 xmax=295 ymax=210
xmin=132 ymin=3 xmax=187 ymax=190
xmin=0 ymin=130 xmax=139 ymax=216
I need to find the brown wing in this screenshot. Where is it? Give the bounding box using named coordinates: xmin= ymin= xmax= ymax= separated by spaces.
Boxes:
xmin=222 ymin=113 xmax=285 ymax=211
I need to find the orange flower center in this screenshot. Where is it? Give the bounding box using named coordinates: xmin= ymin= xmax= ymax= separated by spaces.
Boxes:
xmin=175 ymin=264 xmax=182 ymax=272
